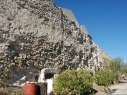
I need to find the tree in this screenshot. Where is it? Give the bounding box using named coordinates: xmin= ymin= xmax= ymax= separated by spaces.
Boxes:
xmin=109 ymin=58 xmax=123 ymax=72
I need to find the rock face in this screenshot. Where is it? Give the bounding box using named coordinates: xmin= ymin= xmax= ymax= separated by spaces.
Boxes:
xmin=0 ymin=0 xmax=104 ymax=84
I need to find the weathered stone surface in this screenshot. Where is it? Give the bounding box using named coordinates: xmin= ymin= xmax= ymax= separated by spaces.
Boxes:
xmin=0 ymin=0 xmax=105 ymax=84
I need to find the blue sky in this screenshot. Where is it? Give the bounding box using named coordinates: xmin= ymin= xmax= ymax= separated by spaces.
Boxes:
xmin=55 ymin=0 xmax=127 ymax=62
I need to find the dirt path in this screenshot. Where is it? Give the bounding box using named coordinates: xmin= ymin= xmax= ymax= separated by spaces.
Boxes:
xmin=109 ymin=83 xmax=127 ymax=95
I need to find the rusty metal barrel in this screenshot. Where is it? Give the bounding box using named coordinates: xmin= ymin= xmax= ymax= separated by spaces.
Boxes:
xmin=23 ymin=82 xmax=38 ymax=95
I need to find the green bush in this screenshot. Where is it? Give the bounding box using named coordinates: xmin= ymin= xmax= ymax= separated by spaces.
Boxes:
xmin=95 ymin=69 xmax=116 ymax=86
xmin=53 ymin=69 xmax=93 ymax=95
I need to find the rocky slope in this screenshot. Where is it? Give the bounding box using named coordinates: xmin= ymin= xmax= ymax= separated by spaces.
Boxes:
xmin=0 ymin=0 xmax=102 ymax=84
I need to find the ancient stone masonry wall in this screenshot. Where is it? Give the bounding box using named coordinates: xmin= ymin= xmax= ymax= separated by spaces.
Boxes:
xmin=0 ymin=0 xmax=103 ymax=83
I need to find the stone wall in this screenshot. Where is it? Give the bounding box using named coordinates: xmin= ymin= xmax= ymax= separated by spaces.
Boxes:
xmin=0 ymin=0 xmax=106 ymax=84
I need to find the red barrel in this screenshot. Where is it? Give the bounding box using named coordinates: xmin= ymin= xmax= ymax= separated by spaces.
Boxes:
xmin=23 ymin=82 xmax=37 ymax=95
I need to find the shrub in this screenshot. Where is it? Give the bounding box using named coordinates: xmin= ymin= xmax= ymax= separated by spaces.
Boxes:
xmin=95 ymin=69 xmax=116 ymax=86
xmin=53 ymin=69 xmax=93 ymax=95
